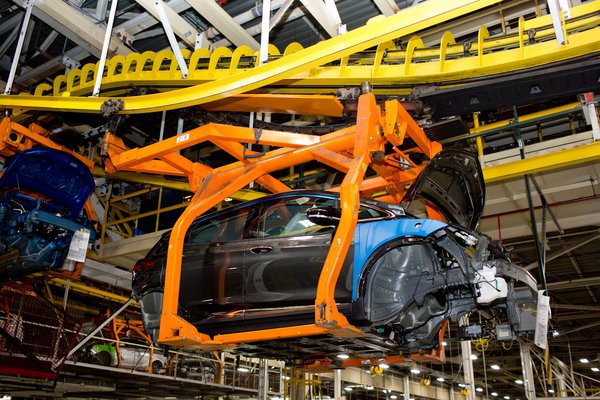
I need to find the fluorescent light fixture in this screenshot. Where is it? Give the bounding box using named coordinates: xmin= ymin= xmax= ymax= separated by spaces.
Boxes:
xmin=345 ymin=387 xmax=353 ymax=392
xmin=337 ymin=354 xmax=349 ymax=359
xmin=436 ymin=377 xmax=444 ymax=382
xmin=504 ymin=396 xmax=510 ymax=399
xmin=410 ymin=368 xmax=420 ymax=374
xmin=491 ymin=392 xmax=498 ymax=396
xmin=548 ymin=389 xmax=555 ymax=394
xmin=476 ymin=387 xmax=483 ymax=392
xmin=458 ymin=383 xmax=466 ymax=388
xmin=391 ymin=395 xmax=398 ymax=399
xmin=366 ymin=386 xmax=374 ymax=390
xmin=552 ymin=330 xmax=559 ymax=337
xmin=442 ymin=341 xmax=448 ymax=346
xmin=470 ymin=354 xmax=478 ymax=360
xmin=515 ymin=379 xmax=524 ymax=384
xmin=491 ymin=364 xmax=501 ymax=370
xmin=592 ymin=367 xmax=599 ymax=372
xmin=237 ymin=367 xmax=249 ymax=373
xmin=580 ymin=358 xmax=589 ymax=363
xmin=380 ymin=364 xmax=390 ymax=369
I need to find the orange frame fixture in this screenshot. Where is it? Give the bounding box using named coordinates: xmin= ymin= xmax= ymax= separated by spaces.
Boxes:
xmin=103 ymin=93 xmax=442 ymax=350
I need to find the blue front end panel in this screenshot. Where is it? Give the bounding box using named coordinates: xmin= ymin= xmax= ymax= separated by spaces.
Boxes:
xmin=351 ymin=218 xmax=447 ymax=300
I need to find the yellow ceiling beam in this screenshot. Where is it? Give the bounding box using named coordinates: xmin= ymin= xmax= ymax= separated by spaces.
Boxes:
xmin=483 ymin=141 xmax=600 ymax=183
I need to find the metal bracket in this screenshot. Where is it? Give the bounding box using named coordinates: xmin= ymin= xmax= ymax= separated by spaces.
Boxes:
xmin=62 ymin=56 xmax=81 ymax=74
xmin=101 ymin=99 xmax=124 ymax=117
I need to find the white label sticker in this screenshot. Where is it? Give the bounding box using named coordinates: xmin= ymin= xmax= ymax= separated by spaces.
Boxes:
xmin=176 ymin=133 xmax=189 ymax=144
xmin=534 ymin=290 xmax=550 ymax=349
xmin=67 ymin=229 xmax=91 ymax=262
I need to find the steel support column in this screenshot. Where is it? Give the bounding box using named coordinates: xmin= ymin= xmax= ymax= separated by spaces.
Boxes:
xmin=334 ymin=369 xmax=341 ymax=400
xmin=95 ymin=0 xmax=109 ymax=21
xmin=259 ymin=0 xmax=270 ymax=65
xmin=547 ymin=0 xmax=567 ymax=44
xmin=92 ymin=0 xmax=119 ymax=97
xmin=557 ymin=373 xmax=567 ymax=398
xmin=403 ymin=375 xmax=410 ymax=400
xmin=520 ymin=342 xmax=537 ymax=399
xmin=460 ymin=316 xmax=476 ymax=400
xmin=258 ymin=359 xmax=269 ymax=400
xmin=4 ymin=0 xmax=34 ymax=94
xmin=154 ymin=0 xmax=188 ymax=78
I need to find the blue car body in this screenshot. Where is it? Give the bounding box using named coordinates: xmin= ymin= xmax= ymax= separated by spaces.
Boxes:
xmin=0 ymin=148 xmax=96 ymax=279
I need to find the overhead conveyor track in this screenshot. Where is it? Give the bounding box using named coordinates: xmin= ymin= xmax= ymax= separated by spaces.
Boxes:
xmin=3 ymin=0 xmax=599 ymax=114
xmin=26 ymin=1 xmax=600 ymax=99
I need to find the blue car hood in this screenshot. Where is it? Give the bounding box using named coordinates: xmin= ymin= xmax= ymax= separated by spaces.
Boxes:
xmin=0 ymin=148 xmax=95 ymax=216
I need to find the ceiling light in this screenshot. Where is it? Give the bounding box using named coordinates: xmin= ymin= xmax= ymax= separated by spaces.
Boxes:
xmin=458 ymin=383 xmax=466 ymax=388
xmin=552 ymin=330 xmax=559 ymax=337
xmin=366 ymin=386 xmax=374 ymax=390
xmin=470 ymin=354 xmax=478 ymax=360
xmin=337 ymin=354 xmax=349 ymax=359
xmin=491 ymin=392 xmax=498 ymax=397
xmin=436 ymin=377 xmax=444 ymax=382
xmin=476 ymin=387 xmax=483 ymax=392
xmin=380 ymin=364 xmax=390 ymax=369
xmin=548 ymin=389 xmax=555 ymax=394
xmin=410 ymin=368 xmax=420 ymax=374
xmin=442 ymin=341 xmax=448 ymax=346
xmin=237 ymin=367 xmax=249 ymax=373
xmin=592 ymin=367 xmax=599 ymax=372
xmin=580 ymin=358 xmax=589 ymax=363
xmin=345 ymin=387 xmax=353 ymax=392
xmin=504 ymin=396 xmax=510 ymax=399
xmin=491 ymin=364 xmax=501 ymax=370
xmin=390 ymin=395 xmax=398 ymax=399
xmin=515 ymin=379 xmax=523 ymax=384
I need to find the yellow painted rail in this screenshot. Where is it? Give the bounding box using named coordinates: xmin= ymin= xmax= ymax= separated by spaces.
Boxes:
xmin=0 ymin=0 xmax=599 ymax=114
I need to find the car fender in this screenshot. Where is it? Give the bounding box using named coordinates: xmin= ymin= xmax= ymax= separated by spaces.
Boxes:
xmin=352 ymin=218 xmax=447 ymax=300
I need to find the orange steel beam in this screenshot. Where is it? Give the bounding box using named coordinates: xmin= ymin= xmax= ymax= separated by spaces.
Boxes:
xmin=102 ymin=93 xmax=441 ymax=349
xmin=0 ymin=117 xmax=94 ymax=170
xmin=202 ymin=94 xmax=344 ymax=117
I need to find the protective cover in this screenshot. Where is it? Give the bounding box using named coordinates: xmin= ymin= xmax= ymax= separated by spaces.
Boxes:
xmin=401 ymin=149 xmax=485 ymax=230
xmin=0 ymin=148 xmax=95 ymax=216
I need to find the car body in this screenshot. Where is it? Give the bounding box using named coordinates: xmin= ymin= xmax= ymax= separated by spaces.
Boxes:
xmin=0 ymin=148 xmax=96 ymax=280
xmin=86 ymin=338 xmax=168 ymax=372
xmin=133 ymin=149 xmax=537 ymax=355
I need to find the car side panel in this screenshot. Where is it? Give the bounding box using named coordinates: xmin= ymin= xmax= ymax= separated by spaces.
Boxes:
xmin=352 ymin=218 xmax=447 ymax=300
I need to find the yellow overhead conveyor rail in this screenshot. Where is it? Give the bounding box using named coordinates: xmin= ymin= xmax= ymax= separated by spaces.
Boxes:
xmin=3 ymin=0 xmax=598 ymax=114
xmin=26 ymin=0 xmax=600 ymax=100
